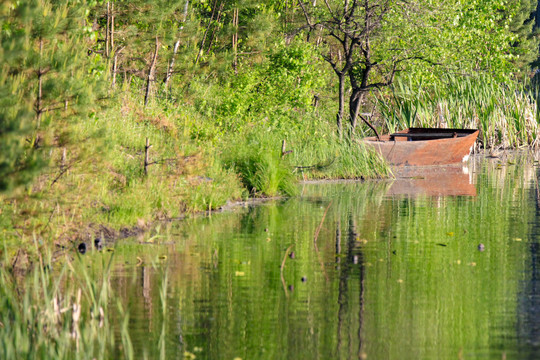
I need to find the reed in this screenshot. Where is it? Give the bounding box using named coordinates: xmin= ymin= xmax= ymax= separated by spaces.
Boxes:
xmin=290 ymin=134 xmax=392 ymax=180
xmin=0 ymin=247 xmax=133 ymax=360
xmin=377 ymin=75 xmax=539 ymax=149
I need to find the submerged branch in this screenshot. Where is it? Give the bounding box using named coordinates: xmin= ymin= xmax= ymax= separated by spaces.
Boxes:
xmin=313 ymin=201 xmax=332 ymax=282
xmin=280 ymin=244 xmax=295 ymax=298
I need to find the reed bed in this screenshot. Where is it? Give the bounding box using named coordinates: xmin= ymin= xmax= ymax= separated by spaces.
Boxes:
xmin=377 ymin=75 xmax=539 ymax=149
xmin=0 ymin=248 xmax=133 ymax=360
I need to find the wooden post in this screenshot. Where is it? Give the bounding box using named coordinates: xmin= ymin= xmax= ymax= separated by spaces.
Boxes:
xmin=281 ymin=139 xmax=292 ymax=157
xmin=144 ymin=138 xmax=152 ymax=176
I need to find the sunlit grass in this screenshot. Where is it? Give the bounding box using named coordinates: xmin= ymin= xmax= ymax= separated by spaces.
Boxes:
xmin=377 ymin=75 xmax=539 ymax=149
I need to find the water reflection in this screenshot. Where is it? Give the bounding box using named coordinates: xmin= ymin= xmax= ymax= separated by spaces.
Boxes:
xmin=388 ymin=165 xmax=476 ymax=197
xmin=336 ymin=216 xmax=365 ymax=359
xmin=105 ymin=157 xmax=540 ymax=359
xmin=517 ymin=167 xmax=540 ymax=359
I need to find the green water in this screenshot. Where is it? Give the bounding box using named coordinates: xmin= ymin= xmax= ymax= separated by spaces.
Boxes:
xmin=107 ymin=156 xmax=540 ymax=359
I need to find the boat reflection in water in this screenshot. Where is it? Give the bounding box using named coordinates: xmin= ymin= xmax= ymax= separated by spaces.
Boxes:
xmin=386 ymin=165 xmax=477 ymax=197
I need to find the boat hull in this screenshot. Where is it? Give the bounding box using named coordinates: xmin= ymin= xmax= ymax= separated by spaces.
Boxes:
xmin=364 ymin=128 xmax=479 ymax=166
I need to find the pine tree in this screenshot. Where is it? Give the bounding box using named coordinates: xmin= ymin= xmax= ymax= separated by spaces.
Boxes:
xmin=0 ymin=0 xmax=104 ymax=192
xmin=508 ymin=0 xmax=539 ymax=71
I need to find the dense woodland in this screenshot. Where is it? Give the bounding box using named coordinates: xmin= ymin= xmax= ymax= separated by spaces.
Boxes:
xmin=1 ymin=0 xmax=540 ymax=253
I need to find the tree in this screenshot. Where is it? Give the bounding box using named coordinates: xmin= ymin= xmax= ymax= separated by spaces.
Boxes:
xmin=0 ymin=0 xmax=104 ymax=192
xmin=91 ymin=0 xmax=186 ymax=103
xmin=508 ymin=0 xmax=539 ymax=71
xmin=297 ymin=0 xmax=533 ymax=137
xmin=298 ymin=0 xmax=439 ymax=137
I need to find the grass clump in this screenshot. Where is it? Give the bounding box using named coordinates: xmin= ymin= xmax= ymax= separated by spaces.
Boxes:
xmin=228 ymin=150 xmax=297 ymax=197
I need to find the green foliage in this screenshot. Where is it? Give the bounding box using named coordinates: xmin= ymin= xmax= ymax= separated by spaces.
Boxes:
xmin=507 ymin=0 xmax=539 ymax=71
xmin=402 ymin=0 xmax=537 ymax=83
xmin=262 ymin=40 xmax=324 ymax=108
xmin=0 ymin=69 xmax=42 ymax=191
xmin=0 ymin=0 xmax=105 ymax=192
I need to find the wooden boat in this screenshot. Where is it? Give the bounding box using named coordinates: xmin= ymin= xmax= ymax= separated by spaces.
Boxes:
xmin=363 ymin=128 xmax=479 ymax=166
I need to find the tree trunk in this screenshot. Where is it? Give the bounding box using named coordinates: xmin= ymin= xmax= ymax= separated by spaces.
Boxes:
xmin=164 ymin=1 xmax=189 ymax=87
xmin=206 ymin=2 xmax=224 ymax=55
xmin=112 ymin=55 xmax=117 ymax=88
xmin=337 ymin=72 xmax=345 ymax=138
xmin=105 ymin=2 xmax=110 ymax=58
xmin=195 ymin=0 xmax=218 ymax=65
xmin=36 ymin=38 xmax=44 ymax=128
xmin=110 ymin=3 xmax=116 ymax=87
xmin=232 ymin=8 xmax=239 ymax=75
xmin=349 ymin=88 xmax=363 ymax=132
xmin=164 ymin=40 xmax=180 ymax=87
xmin=110 ymin=3 xmax=114 ymax=54
xmin=350 ymin=88 xmax=380 ymax=140
xmin=144 ymin=36 xmax=159 ymax=107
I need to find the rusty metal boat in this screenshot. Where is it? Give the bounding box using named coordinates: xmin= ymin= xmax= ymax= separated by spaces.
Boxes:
xmin=363 ymin=128 xmax=479 ymax=166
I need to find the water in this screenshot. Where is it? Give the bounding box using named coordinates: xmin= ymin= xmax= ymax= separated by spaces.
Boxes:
xmin=106 ymin=155 xmax=540 ymax=359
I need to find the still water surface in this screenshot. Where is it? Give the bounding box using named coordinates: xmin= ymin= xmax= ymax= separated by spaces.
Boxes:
xmin=109 ymin=155 xmax=540 ymax=359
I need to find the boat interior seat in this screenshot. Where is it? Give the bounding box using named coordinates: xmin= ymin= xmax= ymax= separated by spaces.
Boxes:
xmin=389 ymin=132 xmax=461 ymax=141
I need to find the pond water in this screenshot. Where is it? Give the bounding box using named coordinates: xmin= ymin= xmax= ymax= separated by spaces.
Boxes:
xmin=107 ymin=154 xmax=539 ymax=359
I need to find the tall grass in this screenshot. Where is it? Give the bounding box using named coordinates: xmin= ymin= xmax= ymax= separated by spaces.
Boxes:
xmin=377 ymin=75 xmax=539 ymax=149
xmin=226 ymin=149 xmax=298 ymax=197
xmin=291 ymin=136 xmax=391 ymax=180
xmin=0 ymin=248 xmax=133 ymax=360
